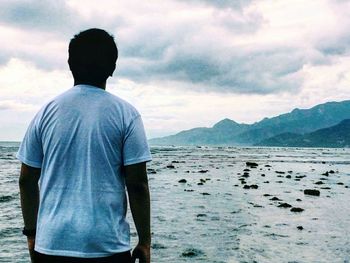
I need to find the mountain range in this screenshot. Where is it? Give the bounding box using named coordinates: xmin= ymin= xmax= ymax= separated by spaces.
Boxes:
xmin=149 ymin=100 xmax=350 ymax=147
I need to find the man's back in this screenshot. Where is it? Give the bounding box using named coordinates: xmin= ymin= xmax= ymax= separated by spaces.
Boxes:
xmin=17 ymin=84 xmax=152 ymax=257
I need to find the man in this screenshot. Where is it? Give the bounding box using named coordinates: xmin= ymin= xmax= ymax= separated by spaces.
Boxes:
xmin=17 ymin=28 xmax=152 ymax=263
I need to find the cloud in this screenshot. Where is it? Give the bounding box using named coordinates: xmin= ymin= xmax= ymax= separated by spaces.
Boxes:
xmin=177 ymin=0 xmax=254 ymax=9
xmin=0 ymin=100 xmax=37 ymax=111
xmin=0 ymin=0 xmax=350 ymax=97
xmin=0 ymin=0 xmax=77 ymax=32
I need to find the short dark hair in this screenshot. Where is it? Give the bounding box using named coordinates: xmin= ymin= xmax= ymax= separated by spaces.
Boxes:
xmin=68 ymin=28 xmax=118 ymax=84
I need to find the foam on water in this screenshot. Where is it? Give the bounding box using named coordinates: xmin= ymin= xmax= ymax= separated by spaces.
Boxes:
xmin=0 ymin=142 xmax=350 ymax=262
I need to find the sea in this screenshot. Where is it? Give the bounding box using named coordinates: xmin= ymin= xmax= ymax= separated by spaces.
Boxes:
xmin=0 ymin=141 xmax=349 ymax=263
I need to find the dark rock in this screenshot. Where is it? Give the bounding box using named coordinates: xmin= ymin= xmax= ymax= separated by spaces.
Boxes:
xmin=321 ymin=187 xmax=331 ymax=190
xmin=276 ymin=180 xmax=283 ymax=183
xmin=286 ymin=175 xmax=292 ymax=179
xmin=172 ymin=160 xmax=180 ymax=163
xmin=200 ymin=179 xmax=206 ymax=183
xmin=265 ymin=164 xmax=272 ymax=167
xmin=0 ymin=195 xmax=14 ymax=202
xmin=270 ymin=197 xmax=282 ymax=201
xmin=261 ymin=174 xmax=266 ymax=177
xmin=197 ymin=183 xmax=203 ymax=186
xmin=198 ymin=170 xmax=208 ymax=173
xmin=196 ymin=214 xmax=207 ymax=217
xmin=329 ymin=170 xmax=335 ymax=174
xmin=243 ymin=185 xmax=251 ymax=189
xmin=250 ymin=184 xmax=259 ymax=189
xmin=263 ymin=194 xmax=271 ymax=197
xmin=337 ymin=182 xmax=344 ymax=185
xmin=322 ymin=171 xmax=329 ymax=176
xmin=278 ymin=202 xmax=292 ymax=208
xmin=167 ymin=164 xmax=175 ymax=169
xmin=147 ymin=168 xmax=157 ymax=174
xmin=263 ymin=181 xmax=270 ymax=183
xmin=304 ymin=189 xmax=320 ymax=196
xmin=246 ymin=162 xmax=258 ymax=168
xmin=243 ymin=168 xmax=251 ymax=172
xmin=178 ymin=179 xmax=187 ymax=183
xmin=275 ymin=171 xmax=285 ymax=174
xmin=290 ymin=207 xmax=304 ymax=212
xmin=152 ymin=243 xmax=166 ymax=249
xmin=201 ymin=192 xmax=210 ymax=195
xmin=181 ymin=248 xmax=205 ymax=258
xmin=315 ymin=181 xmax=324 ymax=185
xmin=297 ymin=226 xmax=303 ymax=230
xmin=296 ymin=198 xmax=302 ymax=202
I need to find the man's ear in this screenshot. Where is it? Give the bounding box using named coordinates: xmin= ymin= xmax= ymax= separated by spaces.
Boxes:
xmin=110 ymin=63 xmax=116 ymax=77
xmin=68 ymin=58 xmax=72 ymax=71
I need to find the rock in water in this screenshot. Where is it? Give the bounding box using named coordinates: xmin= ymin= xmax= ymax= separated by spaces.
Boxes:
xmin=304 ymin=189 xmax=320 ymax=196
xmin=246 ymin=162 xmax=258 ymax=168
xmin=315 ymin=181 xmax=324 ymax=185
xmin=270 ymin=197 xmax=282 ymax=201
xmin=297 ymin=226 xmax=304 ymax=230
xmin=278 ymin=203 xmax=292 ymax=208
xmin=250 ymin=184 xmax=259 ymax=189
xmin=167 ymin=164 xmax=175 ymax=169
xmin=178 ymin=179 xmax=187 ymax=183
xmin=181 ymin=248 xmax=205 ymax=258
xmin=290 ymin=207 xmax=304 ymax=212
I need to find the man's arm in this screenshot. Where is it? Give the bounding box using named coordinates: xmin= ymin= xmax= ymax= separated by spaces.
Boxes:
xmin=125 ymin=162 xmax=151 ymax=263
xmin=19 ymin=163 xmax=41 ymax=262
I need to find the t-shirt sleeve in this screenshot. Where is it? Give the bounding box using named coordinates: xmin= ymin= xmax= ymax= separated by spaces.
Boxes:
xmin=123 ymin=115 xmax=152 ymax=166
xmin=16 ymin=116 xmax=43 ymax=168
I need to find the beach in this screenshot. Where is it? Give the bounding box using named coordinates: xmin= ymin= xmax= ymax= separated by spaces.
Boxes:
xmin=1 ymin=142 xmax=349 ymax=262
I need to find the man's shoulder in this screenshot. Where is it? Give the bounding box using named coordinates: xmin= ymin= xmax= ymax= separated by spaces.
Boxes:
xmin=105 ymin=91 xmax=140 ymax=118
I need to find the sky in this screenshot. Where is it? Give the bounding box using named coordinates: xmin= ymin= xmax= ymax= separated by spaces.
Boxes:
xmin=0 ymin=0 xmax=350 ymax=140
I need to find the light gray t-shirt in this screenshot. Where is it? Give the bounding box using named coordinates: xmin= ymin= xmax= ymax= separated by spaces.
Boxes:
xmin=16 ymin=84 xmax=152 ymax=258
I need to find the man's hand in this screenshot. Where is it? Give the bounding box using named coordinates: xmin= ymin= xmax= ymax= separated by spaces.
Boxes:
xmin=27 ymin=237 xmax=36 ymax=262
xmin=131 ymin=243 xmax=150 ymax=263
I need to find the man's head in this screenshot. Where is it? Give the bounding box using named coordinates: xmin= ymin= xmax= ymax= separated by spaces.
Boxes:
xmin=68 ymin=28 xmax=118 ymax=85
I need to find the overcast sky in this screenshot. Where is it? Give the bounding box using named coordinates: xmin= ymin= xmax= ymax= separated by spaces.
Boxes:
xmin=1 ymin=0 xmax=350 ymax=140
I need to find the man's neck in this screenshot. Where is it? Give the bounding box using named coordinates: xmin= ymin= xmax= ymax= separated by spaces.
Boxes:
xmin=74 ymin=80 xmax=106 ymax=90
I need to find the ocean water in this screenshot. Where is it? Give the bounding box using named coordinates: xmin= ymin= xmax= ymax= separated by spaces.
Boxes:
xmin=0 ymin=142 xmax=350 ymax=263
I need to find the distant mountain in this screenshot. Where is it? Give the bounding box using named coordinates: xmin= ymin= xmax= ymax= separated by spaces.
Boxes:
xmin=149 ymin=100 xmax=350 ymax=146
xmin=150 ymin=119 xmax=249 ymax=145
xmin=256 ymin=119 xmax=350 ymax=148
